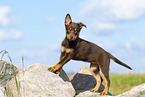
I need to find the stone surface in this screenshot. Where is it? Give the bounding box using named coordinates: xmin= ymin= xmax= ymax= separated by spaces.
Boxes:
xmin=0 ymin=87 xmax=5 ymax=97
xmin=70 ymin=65 xmax=112 ymax=96
xmin=72 ymin=66 xmax=145 ymax=97
xmin=6 ymin=64 xmax=75 ymax=97
xmin=3 ymin=62 xmax=145 ymax=97
xmin=116 ymin=83 xmax=145 ymax=97
xmin=76 ymin=91 xmax=112 ymax=97
xmin=0 ymin=59 xmax=20 ymax=97
xmin=0 ymin=60 xmax=20 ymax=87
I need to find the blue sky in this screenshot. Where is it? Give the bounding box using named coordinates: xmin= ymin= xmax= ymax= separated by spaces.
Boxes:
xmin=0 ymin=0 xmax=145 ymax=73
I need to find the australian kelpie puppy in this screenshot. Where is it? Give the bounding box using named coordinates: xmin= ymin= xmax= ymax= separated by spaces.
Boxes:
xmin=48 ymin=14 xmax=132 ymax=95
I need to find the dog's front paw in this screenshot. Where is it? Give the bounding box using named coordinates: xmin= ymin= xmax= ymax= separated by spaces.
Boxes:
xmin=48 ymin=67 xmax=61 ymax=74
xmin=48 ymin=67 xmax=55 ymax=72
xmin=48 ymin=64 xmax=62 ymax=74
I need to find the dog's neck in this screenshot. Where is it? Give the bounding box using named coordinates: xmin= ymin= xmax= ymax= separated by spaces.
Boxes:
xmin=66 ymin=37 xmax=80 ymax=48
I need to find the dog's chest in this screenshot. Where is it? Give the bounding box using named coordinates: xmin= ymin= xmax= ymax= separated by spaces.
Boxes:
xmin=72 ymin=44 xmax=90 ymax=61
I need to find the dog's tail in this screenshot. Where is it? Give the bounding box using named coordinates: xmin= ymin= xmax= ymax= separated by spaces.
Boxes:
xmin=109 ymin=53 xmax=132 ymax=70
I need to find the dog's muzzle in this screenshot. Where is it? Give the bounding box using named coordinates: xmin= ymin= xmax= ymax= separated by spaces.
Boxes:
xmin=67 ymin=33 xmax=77 ymax=41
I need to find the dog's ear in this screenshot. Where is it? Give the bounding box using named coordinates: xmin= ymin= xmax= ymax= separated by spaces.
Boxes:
xmin=65 ymin=14 xmax=72 ymax=25
xmin=77 ymin=22 xmax=87 ymax=29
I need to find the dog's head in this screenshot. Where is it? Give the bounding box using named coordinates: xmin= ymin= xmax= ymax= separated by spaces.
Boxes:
xmin=65 ymin=14 xmax=86 ymax=41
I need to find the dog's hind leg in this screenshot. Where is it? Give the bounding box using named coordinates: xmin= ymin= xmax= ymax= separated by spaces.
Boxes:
xmin=100 ymin=59 xmax=110 ymax=95
xmin=90 ymin=64 xmax=102 ymax=92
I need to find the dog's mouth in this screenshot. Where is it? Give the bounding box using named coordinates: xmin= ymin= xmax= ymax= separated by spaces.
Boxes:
xmin=67 ymin=34 xmax=77 ymax=41
xmin=67 ymin=37 xmax=77 ymax=41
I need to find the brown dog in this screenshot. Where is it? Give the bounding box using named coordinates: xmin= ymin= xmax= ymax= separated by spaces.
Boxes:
xmin=48 ymin=14 xmax=132 ymax=95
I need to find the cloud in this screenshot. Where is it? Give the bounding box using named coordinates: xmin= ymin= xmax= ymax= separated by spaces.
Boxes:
xmin=79 ymin=0 xmax=145 ymax=21
xmin=17 ymin=46 xmax=60 ymax=67
xmin=0 ymin=6 xmax=18 ymax=27
xmin=109 ymin=0 xmax=145 ymax=20
xmin=0 ymin=29 xmax=23 ymax=41
xmin=94 ymin=37 xmax=145 ymax=73
xmin=0 ymin=6 xmax=22 ymax=41
xmin=92 ymin=38 xmax=116 ymax=51
xmin=90 ymin=22 xmax=116 ymax=35
xmin=50 ymin=43 xmax=61 ymax=52
xmin=125 ymin=37 xmax=145 ymax=54
xmin=78 ymin=0 xmax=145 ymax=35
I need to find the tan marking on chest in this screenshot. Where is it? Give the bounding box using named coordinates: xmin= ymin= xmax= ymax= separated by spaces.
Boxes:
xmin=61 ymin=46 xmax=65 ymax=52
xmin=61 ymin=46 xmax=73 ymax=53
xmin=65 ymin=48 xmax=73 ymax=53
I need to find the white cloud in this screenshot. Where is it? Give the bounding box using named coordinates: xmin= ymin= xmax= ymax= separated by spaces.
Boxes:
xmin=79 ymin=0 xmax=145 ymax=21
xmin=110 ymin=0 xmax=145 ymax=20
xmin=0 ymin=29 xmax=23 ymax=41
xmin=0 ymin=6 xmax=18 ymax=27
xmin=78 ymin=0 xmax=145 ymax=35
xmin=17 ymin=46 xmax=60 ymax=67
xmin=90 ymin=22 xmax=116 ymax=35
xmin=50 ymin=44 xmax=60 ymax=52
xmin=93 ymin=39 xmax=116 ymax=52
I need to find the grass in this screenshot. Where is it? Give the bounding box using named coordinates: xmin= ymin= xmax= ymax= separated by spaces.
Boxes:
xmin=109 ymin=73 xmax=145 ymax=96
xmin=68 ymin=73 xmax=145 ymax=96
xmin=0 ymin=50 xmax=21 ymax=97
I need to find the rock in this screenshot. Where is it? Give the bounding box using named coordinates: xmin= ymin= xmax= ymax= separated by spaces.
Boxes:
xmin=6 ymin=63 xmax=75 ymax=97
xmin=0 ymin=60 xmax=20 ymax=97
xmin=70 ymin=65 xmax=112 ymax=96
xmin=76 ymin=91 xmax=112 ymax=97
xmin=116 ymin=83 xmax=145 ymax=97
xmin=0 ymin=87 xmax=5 ymax=97
xmin=33 ymin=64 xmax=75 ymax=96
xmin=0 ymin=59 xmax=20 ymax=87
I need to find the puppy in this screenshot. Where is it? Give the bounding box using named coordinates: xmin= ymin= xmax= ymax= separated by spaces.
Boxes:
xmin=48 ymin=14 xmax=132 ymax=95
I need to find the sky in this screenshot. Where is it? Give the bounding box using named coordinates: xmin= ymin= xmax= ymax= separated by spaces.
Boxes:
xmin=0 ymin=0 xmax=145 ymax=73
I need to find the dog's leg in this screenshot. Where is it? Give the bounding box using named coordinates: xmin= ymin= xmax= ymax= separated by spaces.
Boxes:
xmin=100 ymin=60 xmax=110 ymax=95
xmin=90 ymin=64 xmax=102 ymax=92
xmin=48 ymin=63 xmax=63 ymax=74
xmin=48 ymin=49 xmax=73 ymax=74
xmin=48 ymin=51 xmax=65 ymax=74
xmin=48 ymin=53 xmax=71 ymax=73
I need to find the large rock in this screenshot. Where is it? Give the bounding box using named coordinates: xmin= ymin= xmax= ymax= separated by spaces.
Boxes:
xmin=76 ymin=91 xmax=111 ymax=97
xmin=72 ymin=66 xmax=145 ymax=97
xmin=0 ymin=87 xmax=5 ymax=97
xmin=6 ymin=64 xmax=75 ymax=97
xmin=70 ymin=65 xmax=112 ymax=96
xmin=0 ymin=60 xmax=20 ymax=97
xmin=116 ymin=83 xmax=145 ymax=97
xmin=0 ymin=60 xmax=20 ymax=87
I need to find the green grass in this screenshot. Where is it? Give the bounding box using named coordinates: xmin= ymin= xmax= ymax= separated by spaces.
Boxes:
xmin=0 ymin=50 xmax=21 ymax=97
xmin=109 ymin=73 xmax=145 ymax=96
xmin=68 ymin=73 xmax=145 ymax=96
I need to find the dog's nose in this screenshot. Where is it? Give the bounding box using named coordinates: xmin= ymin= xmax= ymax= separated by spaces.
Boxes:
xmin=70 ymin=36 xmax=73 ymax=39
